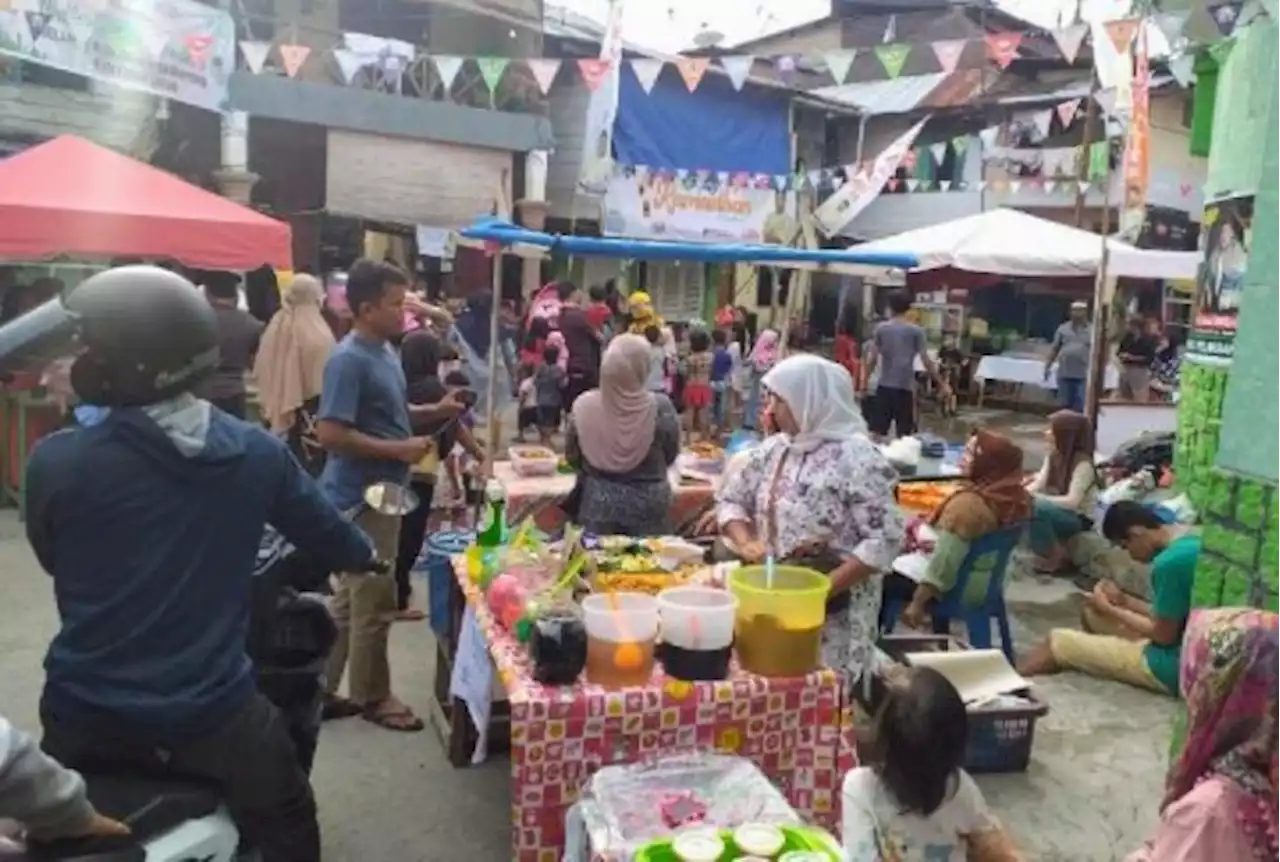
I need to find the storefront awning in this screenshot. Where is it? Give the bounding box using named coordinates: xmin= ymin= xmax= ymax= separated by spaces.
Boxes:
xmin=0 ymin=136 xmax=292 ymax=270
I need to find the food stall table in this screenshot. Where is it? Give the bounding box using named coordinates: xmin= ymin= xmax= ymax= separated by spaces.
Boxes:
xmin=493 ymin=461 xmax=716 ymax=533
xmin=973 ymin=355 xmax=1119 ymax=407
xmin=438 ymin=560 xmax=856 ymax=861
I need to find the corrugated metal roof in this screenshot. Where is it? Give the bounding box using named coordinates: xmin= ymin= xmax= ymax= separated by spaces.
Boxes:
xmin=814 ymin=73 xmax=949 ymax=114
xmin=542 ymin=5 xmax=658 ymax=55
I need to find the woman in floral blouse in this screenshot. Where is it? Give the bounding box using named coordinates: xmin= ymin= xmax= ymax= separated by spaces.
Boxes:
xmin=716 ymin=354 xmax=904 ymax=688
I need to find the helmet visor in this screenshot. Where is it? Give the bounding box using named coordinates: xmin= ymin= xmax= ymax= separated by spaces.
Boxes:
xmin=0 ymin=297 xmax=82 ymax=379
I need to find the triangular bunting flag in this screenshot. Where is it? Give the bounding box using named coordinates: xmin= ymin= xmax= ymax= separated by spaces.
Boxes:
xmin=939 ymin=180 xmax=952 ymax=192
xmin=278 ymin=44 xmax=310 ymax=78
xmin=24 ymin=12 xmax=49 ymax=42
xmin=1051 ymin=23 xmax=1089 ymax=64
xmin=1155 ymin=11 xmax=1190 ymax=44
xmin=331 ymin=49 xmax=366 ymax=84
xmin=1078 ymin=180 xmax=1091 ymax=194
xmin=475 ymin=57 xmax=509 ymax=94
xmin=720 ymin=55 xmax=753 ymax=91
xmin=1030 ymin=108 xmax=1053 ymax=138
xmin=675 ymin=56 xmax=710 ymax=92
xmin=1044 ymin=180 xmax=1057 ymax=194
xmin=976 ymin=181 xmax=988 ymax=192
xmin=1056 ymin=98 xmax=1081 ymax=127
xmin=1009 ymin=180 xmax=1022 ymax=193
xmin=1168 ymin=53 xmax=1194 ymax=88
xmin=887 ymin=178 xmax=900 ymax=192
xmin=951 ymin=135 xmax=968 ymax=157
xmin=905 ymin=178 xmax=920 ymax=192
xmin=577 ymin=58 xmax=612 ymax=91
xmin=874 ymin=43 xmax=911 ymax=79
xmin=183 ymin=34 xmax=214 ymax=67
xmin=985 ymin=32 xmax=1022 ymax=69
xmin=931 ymin=40 xmax=966 ymax=74
xmin=629 ymin=58 xmax=663 ymax=93
xmin=772 ymin=175 xmax=788 ymax=192
xmin=524 ymin=58 xmax=561 ymax=95
xmin=240 ymin=40 xmax=270 ymax=75
xmin=1207 ymin=2 xmax=1243 ymax=38
xmin=434 ymin=56 xmax=465 ymax=91
xmin=1087 ymin=141 xmax=1109 ymax=179
xmin=1094 ymin=88 xmax=1118 ymax=117
xmin=823 ymin=50 xmax=856 ymax=84
xmin=929 ymin=141 xmax=949 ymax=166
xmin=1103 ymin=18 xmax=1140 ymax=54
xmin=978 ymin=126 xmax=1000 ymax=149
xmin=775 ymin=54 xmax=798 ymax=81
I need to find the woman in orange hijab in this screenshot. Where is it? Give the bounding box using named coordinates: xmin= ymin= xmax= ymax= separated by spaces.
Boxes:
xmin=884 ymin=430 xmax=1032 ymax=630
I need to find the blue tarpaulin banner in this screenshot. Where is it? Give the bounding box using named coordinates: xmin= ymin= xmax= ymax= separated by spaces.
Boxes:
xmin=614 ymin=66 xmax=790 ymax=174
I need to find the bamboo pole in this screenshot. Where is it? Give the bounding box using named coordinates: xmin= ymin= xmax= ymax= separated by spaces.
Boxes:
xmin=1084 ymin=150 xmax=1114 ymax=430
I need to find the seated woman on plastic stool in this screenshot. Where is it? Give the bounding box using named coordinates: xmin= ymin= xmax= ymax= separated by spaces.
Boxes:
xmin=883 ymin=430 xmax=1031 ymax=631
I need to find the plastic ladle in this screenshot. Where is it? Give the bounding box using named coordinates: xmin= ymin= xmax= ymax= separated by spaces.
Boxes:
xmin=607 ymin=592 xmax=644 ymax=671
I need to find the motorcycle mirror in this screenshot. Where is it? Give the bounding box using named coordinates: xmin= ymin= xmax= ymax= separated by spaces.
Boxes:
xmin=363 ymin=481 xmax=419 ymax=516
xmin=0 ymin=297 xmax=82 ymax=377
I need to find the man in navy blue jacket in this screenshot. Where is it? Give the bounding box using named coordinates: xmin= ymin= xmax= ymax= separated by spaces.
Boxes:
xmin=14 ymin=267 xmax=375 ymax=862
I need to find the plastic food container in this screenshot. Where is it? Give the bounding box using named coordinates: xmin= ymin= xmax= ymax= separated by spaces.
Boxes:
xmin=581 ymin=593 xmax=660 ymax=687
xmin=657 ymin=586 xmax=737 ymax=681
xmin=671 ymin=829 xmax=725 ymax=862
xmin=733 ymin=823 xmax=786 ymax=857
xmin=729 ymin=566 xmax=830 ymax=677
xmin=510 ymin=445 xmax=558 ymax=477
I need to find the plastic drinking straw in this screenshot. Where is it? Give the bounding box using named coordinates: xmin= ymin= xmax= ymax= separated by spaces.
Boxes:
xmin=765 ymin=555 xmax=776 ymax=590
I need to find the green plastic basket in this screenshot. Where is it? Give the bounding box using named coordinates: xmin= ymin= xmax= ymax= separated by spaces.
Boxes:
xmin=633 ymin=825 xmax=842 ymax=861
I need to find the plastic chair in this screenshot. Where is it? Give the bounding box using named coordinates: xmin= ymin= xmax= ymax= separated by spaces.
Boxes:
xmin=882 ymin=522 xmax=1026 ymax=663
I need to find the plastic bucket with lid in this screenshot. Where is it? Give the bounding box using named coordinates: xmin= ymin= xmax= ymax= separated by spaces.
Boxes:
xmin=728 ymin=566 xmax=830 ymax=677
xmin=581 ymin=593 xmax=660 ymax=687
xmin=657 ymin=586 xmax=737 ymax=681
xmin=424 ymin=530 xmax=474 ymax=637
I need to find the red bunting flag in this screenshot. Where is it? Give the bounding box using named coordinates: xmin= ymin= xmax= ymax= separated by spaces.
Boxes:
xmin=984 ymin=32 xmax=1022 ymax=69
xmin=576 ymin=58 xmax=612 ymax=91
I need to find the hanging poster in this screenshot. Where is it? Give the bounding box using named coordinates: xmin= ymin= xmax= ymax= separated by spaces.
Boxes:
xmin=574 ymin=0 xmax=624 ymax=198
xmin=603 ymin=170 xmax=795 ymax=244
xmin=1187 ymin=195 xmax=1252 ymax=366
xmin=0 ymin=0 xmax=235 ymax=112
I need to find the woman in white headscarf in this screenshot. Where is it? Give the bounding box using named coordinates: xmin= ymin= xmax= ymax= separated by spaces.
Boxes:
xmin=715 ymin=354 xmax=904 ymax=688
xmin=252 ymin=273 xmax=335 ymax=474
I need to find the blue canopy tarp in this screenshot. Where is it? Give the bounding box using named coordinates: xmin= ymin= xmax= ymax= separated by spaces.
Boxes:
xmin=458 ymin=217 xmax=917 ymax=275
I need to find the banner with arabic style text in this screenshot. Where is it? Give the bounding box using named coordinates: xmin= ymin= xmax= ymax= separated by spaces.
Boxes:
xmin=0 ymin=0 xmax=235 ymax=112
xmin=603 ymin=169 xmax=795 ymax=244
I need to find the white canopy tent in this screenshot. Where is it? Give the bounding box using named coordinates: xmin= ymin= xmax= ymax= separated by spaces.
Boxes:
xmin=851 ymin=208 xmax=1200 ymax=280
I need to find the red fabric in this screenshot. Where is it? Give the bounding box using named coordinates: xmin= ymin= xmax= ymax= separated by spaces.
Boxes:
xmin=0 ymin=136 xmax=292 ymax=269
xmin=683 ymin=381 xmax=713 ymax=409
xmin=585 ymin=301 xmax=611 ymax=330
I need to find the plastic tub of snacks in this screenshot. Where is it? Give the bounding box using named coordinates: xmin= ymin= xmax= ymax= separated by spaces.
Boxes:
xmin=510 ymin=445 xmax=558 ymax=477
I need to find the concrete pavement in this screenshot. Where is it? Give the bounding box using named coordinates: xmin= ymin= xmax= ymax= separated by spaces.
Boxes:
xmin=0 ymin=493 xmax=1174 ymax=860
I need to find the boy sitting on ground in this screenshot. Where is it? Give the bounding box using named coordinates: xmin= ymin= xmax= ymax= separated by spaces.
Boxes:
xmin=1016 ymin=501 xmax=1198 ymax=696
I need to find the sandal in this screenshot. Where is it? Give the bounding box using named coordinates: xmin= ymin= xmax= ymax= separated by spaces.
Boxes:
xmin=363 ymin=701 xmax=425 ymax=733
xmin=393 ymin=608 xmax=427 ymax=622
xmin=321 ymin=695 xmax=363 ymax=721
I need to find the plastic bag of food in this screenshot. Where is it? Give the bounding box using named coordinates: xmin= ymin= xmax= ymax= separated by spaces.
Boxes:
xmin=571 ymin=752 xmax=800 ymax=860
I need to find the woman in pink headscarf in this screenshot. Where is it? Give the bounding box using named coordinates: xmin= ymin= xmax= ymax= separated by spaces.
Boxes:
xmin=742 ymin=328 xmax=779 ymax=432
xmin=565 ymin=334 xmax=682 ymax=535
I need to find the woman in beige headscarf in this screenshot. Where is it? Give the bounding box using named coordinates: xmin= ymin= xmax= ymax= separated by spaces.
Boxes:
xmin=566 ymin=334 xmax=681 ymax=535
xmin=253 ymin=273 xmax=334 ymax=474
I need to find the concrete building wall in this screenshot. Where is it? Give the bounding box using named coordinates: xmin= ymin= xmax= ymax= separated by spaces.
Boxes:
xmin=0 ymin=81 xmax=160 ymax=158
xmin=545 ymin=75 xmax=592 ymax=220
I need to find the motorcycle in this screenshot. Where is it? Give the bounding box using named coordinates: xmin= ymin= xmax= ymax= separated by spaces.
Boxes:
xmin=9 ymin=482 xmax=417 ymax=862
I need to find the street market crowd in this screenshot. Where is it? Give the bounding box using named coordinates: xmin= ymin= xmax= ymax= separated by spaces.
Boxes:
xmin=0 ymin=260 xmax=1272 ymax=862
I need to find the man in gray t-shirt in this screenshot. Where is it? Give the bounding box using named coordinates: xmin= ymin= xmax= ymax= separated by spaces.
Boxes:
xmin=861 ymin=293 xmax=949 ymax=438
xmin=1046 ymin=301 xmax=1093 ymax=412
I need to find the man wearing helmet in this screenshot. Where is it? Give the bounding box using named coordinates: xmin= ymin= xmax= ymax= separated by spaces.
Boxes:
xmin=16 ymin=266 xmax=378 ymax=862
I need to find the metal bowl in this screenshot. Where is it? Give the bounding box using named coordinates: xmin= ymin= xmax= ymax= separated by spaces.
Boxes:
xmin=363 ymin=481 xmax=420 ymax=516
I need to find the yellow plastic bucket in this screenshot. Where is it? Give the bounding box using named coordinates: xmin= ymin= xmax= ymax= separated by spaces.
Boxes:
xmin=728 ymin=565 xmax=830 ymax=677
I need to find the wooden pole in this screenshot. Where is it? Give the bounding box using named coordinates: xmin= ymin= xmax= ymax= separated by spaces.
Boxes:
xmin=1072 ymin=76 xmax=1099 ymax=229
xmin=483 ymin=171 xmax=512 ymax=472
xmin=1084 ymin=149 xmax=1113 ymax=430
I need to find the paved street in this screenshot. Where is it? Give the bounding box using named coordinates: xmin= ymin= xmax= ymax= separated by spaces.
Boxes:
xmin=0 ymin=404 xmax=1176 ymax=862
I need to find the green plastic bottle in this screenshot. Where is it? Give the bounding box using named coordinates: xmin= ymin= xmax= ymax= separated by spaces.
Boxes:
xmin=476 ymin=479 xmax=507 ymax=549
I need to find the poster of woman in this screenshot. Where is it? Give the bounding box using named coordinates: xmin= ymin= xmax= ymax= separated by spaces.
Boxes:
xmin=1189 ymin=195 xmax=1253 ymax=365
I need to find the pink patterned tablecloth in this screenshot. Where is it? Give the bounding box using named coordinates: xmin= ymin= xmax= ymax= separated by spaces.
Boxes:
xmin=452 ymin=560 xmax=858 ymax=862
xmin=492 ymin=461 xmax=715 ymax=534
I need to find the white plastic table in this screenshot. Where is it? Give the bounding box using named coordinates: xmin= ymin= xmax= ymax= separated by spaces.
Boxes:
xmin=973 ymin=355 xmax=1120 ymax=406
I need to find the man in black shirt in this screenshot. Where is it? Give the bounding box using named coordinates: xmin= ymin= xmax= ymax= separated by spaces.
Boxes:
xmin=1116 ymin=315 xmax=1158 ymax=402
xmin=555 ymin=281 xmax=602 ymax=409
xmin=199 ymin=274 xmax=265 ymax=418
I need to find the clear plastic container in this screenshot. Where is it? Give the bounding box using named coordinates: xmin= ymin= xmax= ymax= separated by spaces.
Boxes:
xmin=510 ymin=444 xmax=558 ymax=477
xmin=581 ymin=593 xmax=660 ymax=687
xmin=729 ymin=566 xmax=830 ymax=677
xmin=657 ymin=586 xmax=737 ymax=682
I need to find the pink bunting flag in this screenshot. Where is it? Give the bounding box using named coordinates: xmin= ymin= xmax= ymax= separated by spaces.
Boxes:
xmin=675 ymin=57 xmax=710 ymax=92
xmin=278 ymin=44 xmax=310 ymax=78
xmin=984 ymin=32 xmax=1022 ymax=70
xmin=577 ymin=58 xmax=612 ymax=91
xmin=931 ymin=40 xmax=966 ymax=74
xmin=1056 ymin=98 xmax=1081 ymax=127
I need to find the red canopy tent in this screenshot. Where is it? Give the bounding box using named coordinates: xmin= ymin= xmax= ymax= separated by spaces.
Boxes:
xmin=0 ymin=136 xmax=292 ymax=270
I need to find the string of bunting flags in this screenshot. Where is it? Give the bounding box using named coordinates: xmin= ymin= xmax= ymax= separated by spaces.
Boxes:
xmin=231 ymin=7 xmax=1239 ymax=98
